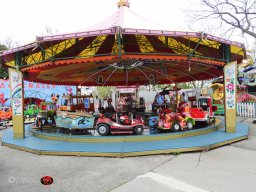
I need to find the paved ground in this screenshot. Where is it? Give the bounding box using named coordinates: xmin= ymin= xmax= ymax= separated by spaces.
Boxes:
xmin=0 ymin=117 xmax=255 ymax=192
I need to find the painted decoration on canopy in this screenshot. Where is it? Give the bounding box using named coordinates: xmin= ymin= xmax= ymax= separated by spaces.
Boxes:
xmin=224 ymin=62 xmax=237 ymax=109
xmin=9 ymin=68 xmax=23 ymax=115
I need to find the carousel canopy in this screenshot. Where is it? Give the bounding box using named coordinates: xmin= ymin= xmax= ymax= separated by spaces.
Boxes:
xmin=0 ymin=0 xmax=245 ymax=86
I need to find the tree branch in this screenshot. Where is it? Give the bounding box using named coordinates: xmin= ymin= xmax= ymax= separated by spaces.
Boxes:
xmin=189 ymin=0 xmax=256 ymax=39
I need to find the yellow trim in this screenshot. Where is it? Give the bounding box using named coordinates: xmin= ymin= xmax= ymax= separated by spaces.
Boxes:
xmin=111 ymin=38 xmax=119 ymax=55
xmin=135 ymin=35 xmax=155 ymax=53
xmin=5 ymin=61 xmax=15 ymax=67
xmin=188 ymin=37 xmax=244 ymax=57
xmin=230 ymin=46 xmax=244 ymax=56
xmin=188 ymin=37 xmax=220 ymax=49
xmin=79 ymin=35 xmax=107 ymax=57
xmin=25 ymin=39 xmax=76 ymax=65
xmin=159 ymin=36 xmax=202 ymax=55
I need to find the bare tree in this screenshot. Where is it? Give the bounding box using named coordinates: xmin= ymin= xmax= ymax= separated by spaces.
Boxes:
xmin=0 ymin=36 xmax=19 ymax=50
xmin=0 ymin=39 xmax=18 ymax=79
xmin=3 ymin=36 xmax=19 ymax=49
xmin=39 ymin=26 xmax=59 ymax=36
xmin=189 ymin=0 xmax=256 ymax=39
xmin=95 ymin=86 xmax=116 ymax=99
xmin=191 ymin=80 xmax=209 ymax=89
xmin=0 ymin=44 xmax=8 ymax=51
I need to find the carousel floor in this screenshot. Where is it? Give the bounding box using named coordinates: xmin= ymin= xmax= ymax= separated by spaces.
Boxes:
xmin=1 ymin=119 xmax=249 ymax=157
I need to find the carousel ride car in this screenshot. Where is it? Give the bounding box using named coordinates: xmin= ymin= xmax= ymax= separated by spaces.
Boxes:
xmin=59 ymin=94 xmax=94 ymax=112
xmin=150 ymin=88 xmax=195 ymax=132
xmin=24 ymin=104 xmax=39 ymax=118
xmin=35 ymin=102 xmax=56 ymax=128
xmin=0 ymin=106 xmax=13 ymax=128
xmin=0 ymin=106 xmax=12 ymax=120
xmin=149 ymin=108 xmax=195 ymax=132
xmin=149 ymin=86 xmax=216 ymax=131
xmin=54 ymin=94 xmax=95 ymax=132
xmin=96 ymin=112 xmax=144 ymax=136
xmin=177 ymin=96 xmax=217 ymax=126
xmin=55 ymin=113 xmax=95 ymax=132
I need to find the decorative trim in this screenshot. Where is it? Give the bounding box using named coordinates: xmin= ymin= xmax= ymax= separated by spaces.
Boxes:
xmin=121 ymin=55 xmax=225 ymax=66
xmin=20 ymin=55 xmax=119 ymax=72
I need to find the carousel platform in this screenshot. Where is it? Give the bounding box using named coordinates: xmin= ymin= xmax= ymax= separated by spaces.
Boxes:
xmin=1 ymin=118 xmax=249 ymax=157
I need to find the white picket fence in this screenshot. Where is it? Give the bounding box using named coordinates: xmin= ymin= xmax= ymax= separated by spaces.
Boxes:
xmin=237 ymin=102 xmax=256 ymax=117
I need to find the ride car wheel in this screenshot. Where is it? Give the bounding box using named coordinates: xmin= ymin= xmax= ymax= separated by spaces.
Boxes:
xmin=134 ymin=126 xmax=144 ymax=135
xmin=97 ymin=124 xmax=109 ymax=136
xmin=212 ymin=116 xmax=216 ymax=125
xmin=36 ymin=118 xmax=43 ymax=129
xmin=186 ymin=121 xmax=193 ymax=130
xmin=171 ymin=122 xmax=181 ymax=132
xmin=206 ymin=116 xmax=211 ymax=126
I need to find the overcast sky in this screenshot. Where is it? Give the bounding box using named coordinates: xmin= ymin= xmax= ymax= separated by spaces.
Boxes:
xmin=0 ymin=0 xmax=252 ymax=48
xmin=0 ymin=0 xmax=198 ymax=45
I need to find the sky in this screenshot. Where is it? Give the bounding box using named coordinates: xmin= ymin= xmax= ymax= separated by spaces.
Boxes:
xmin=0 ymin=0 xmax=195 ymax=46
xmin=0 ymin=0 xmax=253 ymax=48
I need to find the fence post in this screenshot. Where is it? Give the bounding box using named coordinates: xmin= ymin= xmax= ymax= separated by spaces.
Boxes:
xmin=248 ymin=103 xmax=251 ymax=117
xmin=239 ymin=103 xmax=242 ymax=116
xmin=249 ymin=103 xmax=253 ymax=117
xmin=236 ymin=103 xmax=239 ymax=116
xmin=242 ymin=103 xmax=245 ymax=117
xmin=237 ymin=103 xmax=241 ymax=116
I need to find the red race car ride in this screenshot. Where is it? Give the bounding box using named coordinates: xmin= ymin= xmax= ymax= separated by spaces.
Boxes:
xmin=96 ymin=112 xmax=144 ymax=136
xmin=156 ymin=108 xmax=195 ymax=131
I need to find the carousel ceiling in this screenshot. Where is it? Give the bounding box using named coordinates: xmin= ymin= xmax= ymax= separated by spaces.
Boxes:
xmin=0 ymin=0 xmax=245 ymax=86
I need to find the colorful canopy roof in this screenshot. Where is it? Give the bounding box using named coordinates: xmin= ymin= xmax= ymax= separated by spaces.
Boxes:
xmin=0 ymin=0 xmax=246 ymax=86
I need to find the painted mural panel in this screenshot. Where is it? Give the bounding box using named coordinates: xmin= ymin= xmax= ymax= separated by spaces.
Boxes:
xmin=9 ymin=69 xmax=23 ymax=115
xmin=224 ymin=62 xmax=237 ymax=109
xmin=0 ymin=79 xmax=75 ymax=107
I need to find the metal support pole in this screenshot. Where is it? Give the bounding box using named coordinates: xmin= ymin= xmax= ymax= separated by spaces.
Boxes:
xmin=117 ymin=27 xmax=122 ymax=57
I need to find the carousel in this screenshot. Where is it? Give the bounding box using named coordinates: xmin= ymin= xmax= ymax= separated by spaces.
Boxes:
xmin=0 ymin=0 xmax=249 ymax=157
